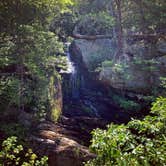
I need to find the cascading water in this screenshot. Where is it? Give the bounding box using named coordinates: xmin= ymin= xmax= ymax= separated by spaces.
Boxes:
xmin=61 ymin=44 xmax=80 ymax=99
xmin=62 ymin=43 xmax=101 ymax=118
xmin=68 ymin=52 xmax=80 ymax=99
xmin=62 ymin=44 xmax=132 ymax=122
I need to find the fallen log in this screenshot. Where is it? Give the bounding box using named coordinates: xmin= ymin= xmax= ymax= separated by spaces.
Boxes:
xmin=128 ymin=34 xmax=166 ymax=40
xmin=72 ymin=33 xmax=113 ymax=40
xmin=72 ymin=25 xmax=113 ymax=40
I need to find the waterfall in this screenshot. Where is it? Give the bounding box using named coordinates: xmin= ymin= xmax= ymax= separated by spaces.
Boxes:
xmin=69 ymin=63 xmax=80 ymax=99
xmin=61 ymin=44 xmax=80 ymax=99
xmin=62 ymin=43 xmax=100 ymax=117
xmin=66 ymin=51 xmax=75 ymax=74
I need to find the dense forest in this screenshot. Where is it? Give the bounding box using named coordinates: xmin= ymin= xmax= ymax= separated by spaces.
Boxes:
xmin=0 ymin=0 xmax=166 ymax=166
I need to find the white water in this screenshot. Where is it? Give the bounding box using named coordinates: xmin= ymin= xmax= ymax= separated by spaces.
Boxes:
xmin=60 ymin=43 xmax=76 ymax=74
xmin=61 ymin=45 xmax=80 ymax=99
xmin=66 ymin=51 xmax=76 ymax=74
xmin=62 ymin=44 xmax=100 ymax=117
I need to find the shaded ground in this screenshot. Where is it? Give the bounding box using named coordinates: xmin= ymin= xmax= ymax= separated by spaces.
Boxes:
xmin=29 ymin=116 xmax=108 ymax=166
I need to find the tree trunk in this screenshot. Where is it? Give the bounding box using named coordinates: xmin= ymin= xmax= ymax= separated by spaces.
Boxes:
xmin=115 ymin=0 xmax=123 ymax=58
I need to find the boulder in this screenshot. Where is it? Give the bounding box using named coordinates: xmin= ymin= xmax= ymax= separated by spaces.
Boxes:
xmin=70 ymin=38 xmax=117 ymax=71
xmin=157 ymin=39 xmax=166 ymax=54
xmin=29 ymin=119 xmax=97 ymax=166
xmin=71 ymin=37 xmax=166 ymax=94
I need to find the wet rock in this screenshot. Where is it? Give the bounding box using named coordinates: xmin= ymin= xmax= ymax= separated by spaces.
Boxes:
xmin=157 ymin=39 xmax=166 ymax=54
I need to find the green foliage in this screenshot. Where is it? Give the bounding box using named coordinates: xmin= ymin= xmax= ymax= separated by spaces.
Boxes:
xmin=151 ymin=97 xmax=166 ymax=118
xmin=70 ymin=0 xmax=116 ymax=36
xmin=119 ymin=99 xmax=140 ymax=111
xmin=78 ymin=11 xmax=115 ymax=35
xmin=0 ymin=0 xmax=74 ymax=33
xmin=48 ymin=75 xmax=62 ymax=122
xmin=132 ymin=58 xmax=159 ymax=72
xmin=0 ymin=136 xmax=48 ymax=166
xmin=141 ymin=95 xmax=156 ymax=104
xmin=75 ymin=0 xmax=166 ymax=41
xmin=160 ymin=77 xmax=166 ymax=89
xmin=102 ymin=60 xmax=113 ymax=68
xmin=86 ymin=97 xmax=166 ymax=166
xmin=102 ymin=61 xmax=131 ymax=80
xmin=112 ymin=95 xmax=141 ymax=111
xmin=0 ymin=0 xmax=74 ymax=121
xmin=111 ymin=63 xmax=130 ymax=75
xmin=76 ymin=0 xmax=166 ymax=36
xmin=122 ymin=0 xmax=166 ymax=33
xmin=0 ymin=123 xmax=27 ymax=141
xmin=50 ymin=12 xmax=78 ymax=39
xmin=0 ymin=78 xmax=20 ymax=110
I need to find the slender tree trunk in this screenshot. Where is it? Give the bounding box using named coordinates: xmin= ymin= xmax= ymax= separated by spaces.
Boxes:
xmin=16 ymin=0 xmax=25 ymax=112
xmin=115 ymin=0 xmax=123 ymax=59
xmin=133 ymin=0 xmax=147 ymax=34
xmin=17 ymin=38 xmax=25 ymax=113
xmin=109 ymin=0 xmax=116 ymax=36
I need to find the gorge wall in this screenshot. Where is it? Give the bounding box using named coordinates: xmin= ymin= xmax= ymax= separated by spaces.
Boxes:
xmin=70 ymin=36 xmax=166 ymax=95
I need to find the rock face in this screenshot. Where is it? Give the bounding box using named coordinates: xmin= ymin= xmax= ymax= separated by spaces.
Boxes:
xmin=157 ymin=39 xmax=166 ymax=54
xmin=29 ymin=117 xmax=108 ymax=166
xmin=70 ymin=39 xmax=117 ymax=71
xmin=71 ymin=36 xmax=166 ymax=94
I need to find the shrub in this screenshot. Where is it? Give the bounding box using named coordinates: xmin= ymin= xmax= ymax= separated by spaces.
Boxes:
xmin=160 ymin=77 xmax=166 ymax=89
xmin=85 ymin=97 xmax=166 ymax=166
xmin=0 ymin=123 xmax=27 ymax=141
xmin=102 ymin=60 xmax=113 ymax=68
xmin=78 ymin=11 xmax=115 ymax=35
xmin=0 ymin=136 xmax=48 ymax=166
xmin=112 ymin=95 xmax=141 ymax=111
